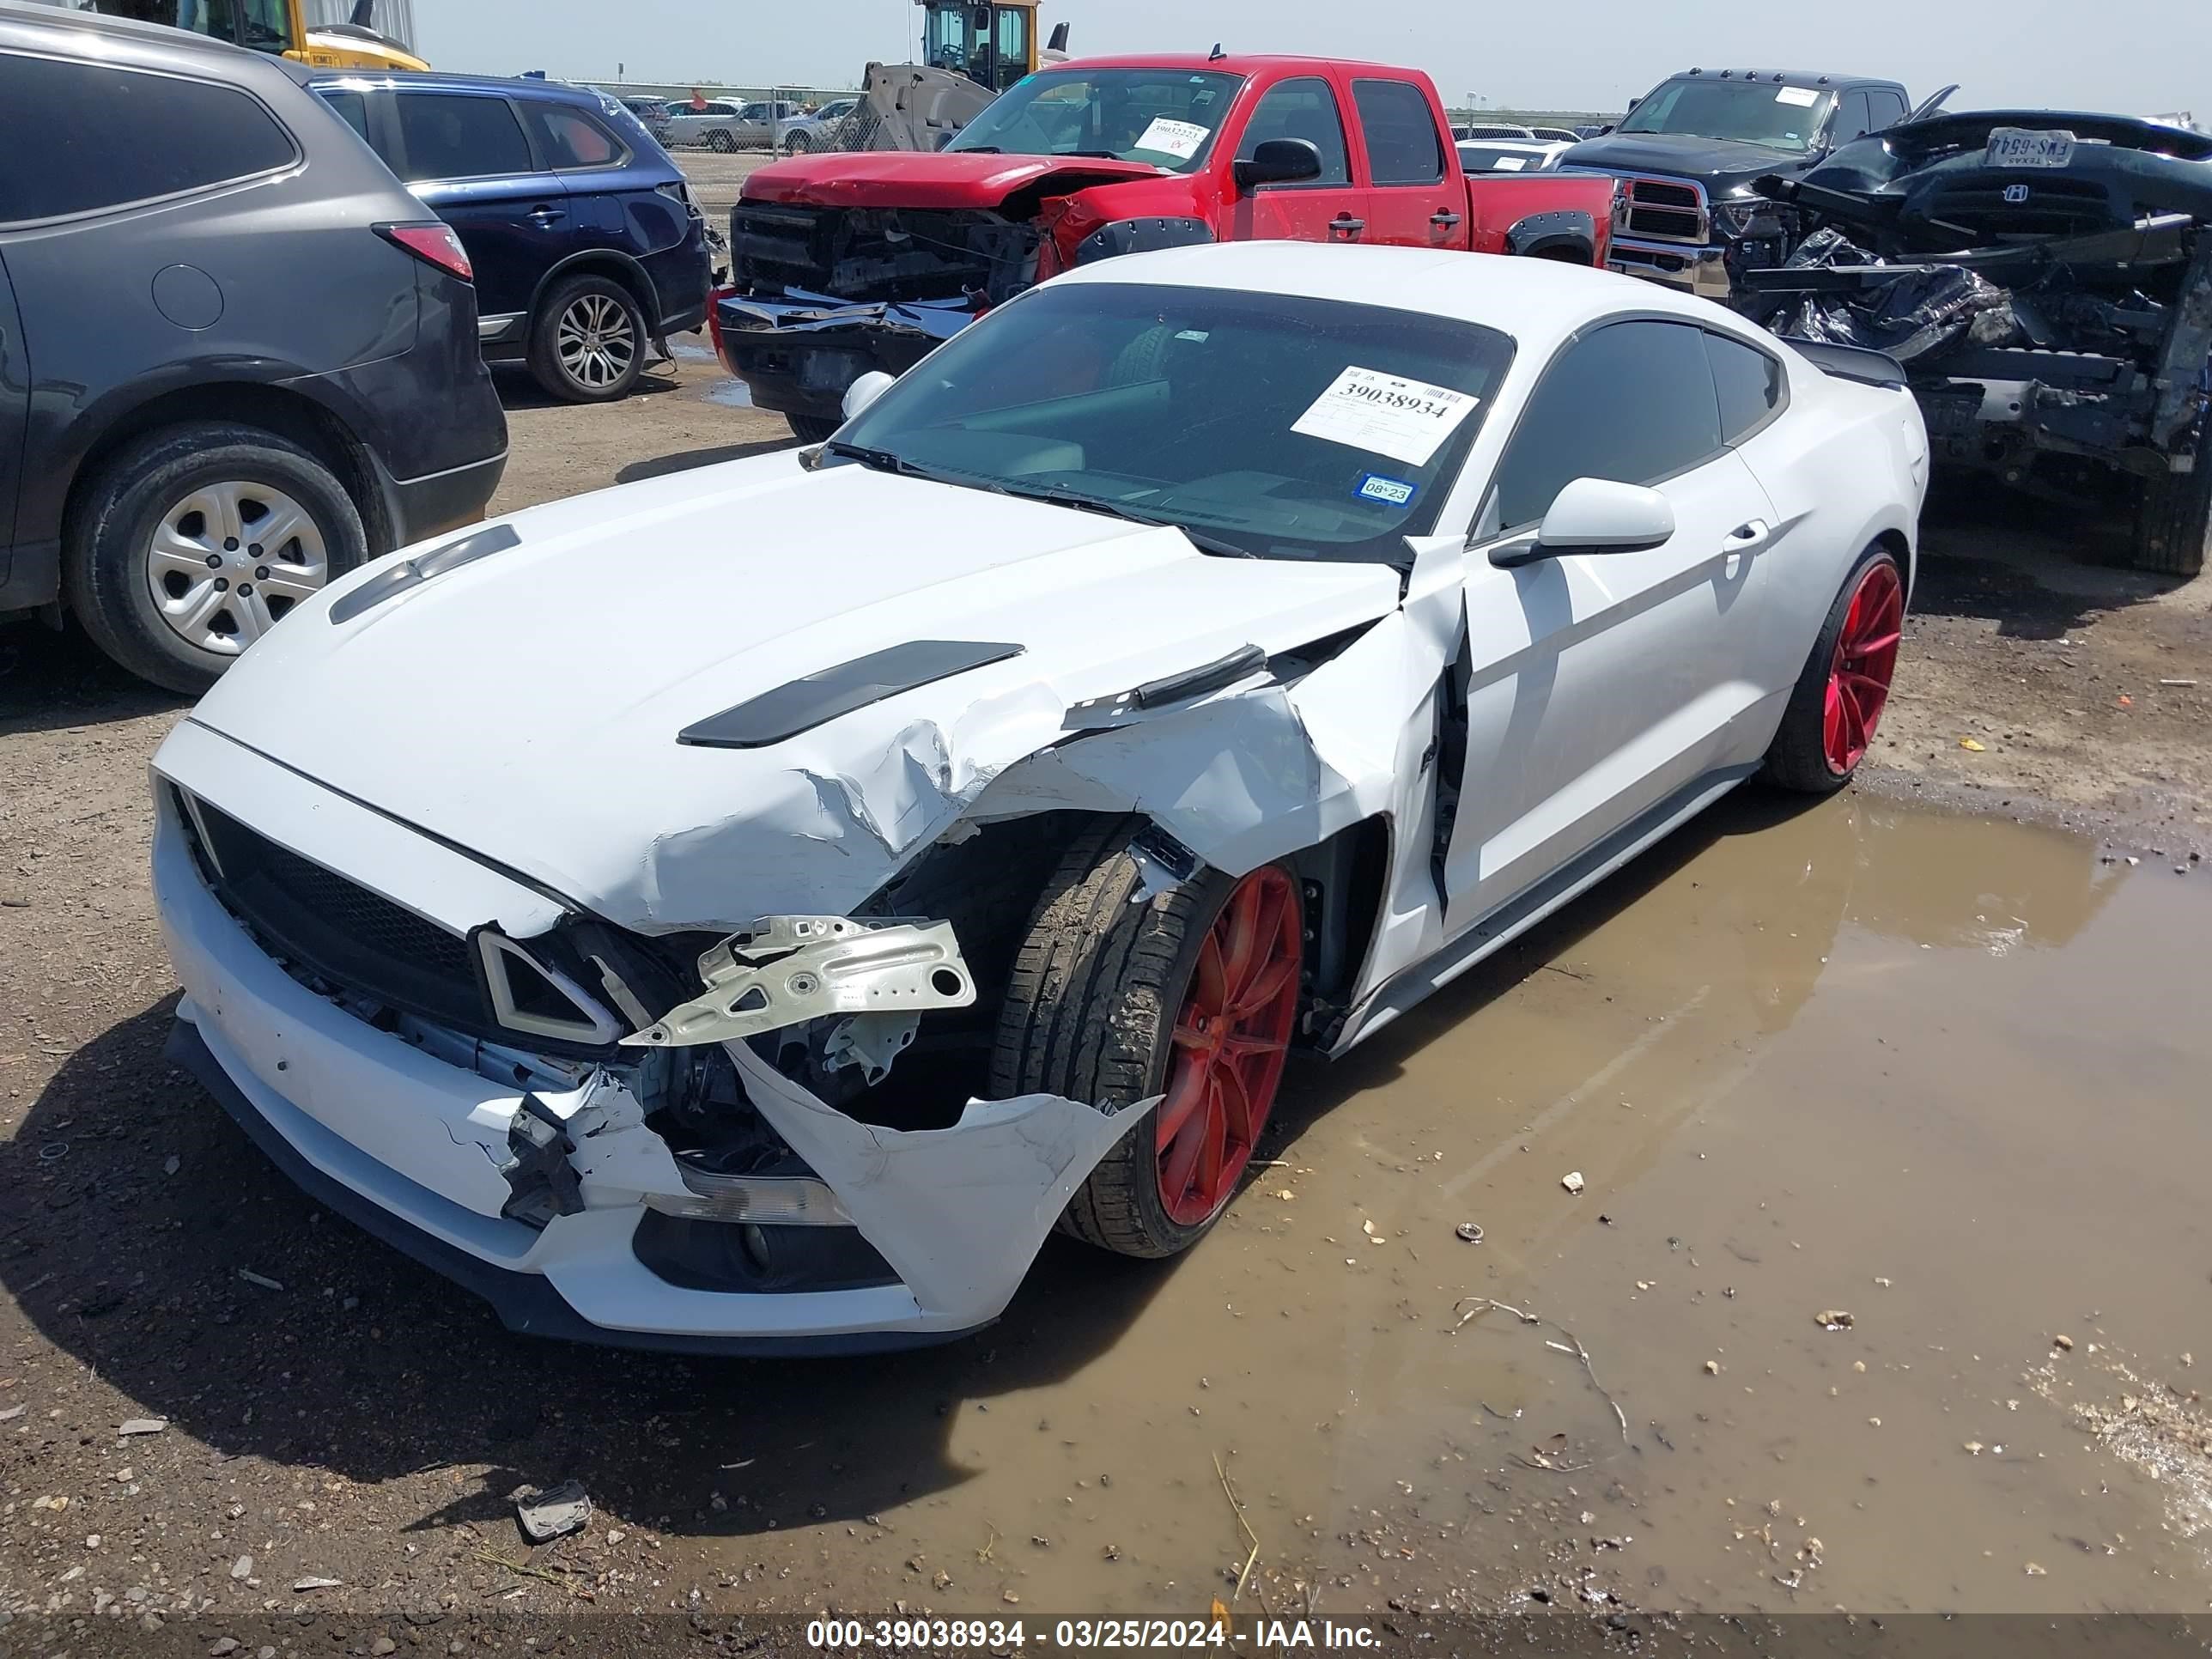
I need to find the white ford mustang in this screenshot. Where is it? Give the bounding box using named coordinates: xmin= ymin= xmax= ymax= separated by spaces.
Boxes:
xmin=150 ymin=245 xmax=1927 ymax=1352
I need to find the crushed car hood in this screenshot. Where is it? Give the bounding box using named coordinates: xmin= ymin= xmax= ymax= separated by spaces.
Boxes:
xmin=187 ymin=456 xmax=1402 ymax=931
xmin=743 ymin=150 xmax=1169 ymax=210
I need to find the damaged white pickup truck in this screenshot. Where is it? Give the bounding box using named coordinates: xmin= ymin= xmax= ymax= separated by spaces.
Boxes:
xmin=151 ymin=244 xmax=1929 ymax=1353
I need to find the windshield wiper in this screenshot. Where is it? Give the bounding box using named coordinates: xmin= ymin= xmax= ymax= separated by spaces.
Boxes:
xmin=987 ymin=480 xmax=1255 ymax=557
xmin=821 ymin=441 xmax=946 ymax=482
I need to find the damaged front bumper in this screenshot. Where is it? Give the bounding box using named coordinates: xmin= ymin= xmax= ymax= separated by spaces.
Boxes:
xmin=713 ymin=288 xmax=978 ymax=426
xmin=149 ymin=763 xmax=1140 ymax=1355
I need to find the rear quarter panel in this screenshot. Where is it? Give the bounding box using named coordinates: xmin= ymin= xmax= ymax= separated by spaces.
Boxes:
xmin=1735 ymin=349 xmax=1927 ymax=701
xmin=5 ymin=73 xmax=433 ymax=549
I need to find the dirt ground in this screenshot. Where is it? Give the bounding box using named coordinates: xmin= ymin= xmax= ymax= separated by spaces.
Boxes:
xmin=4 ymin=345 xmax=2211 ymax=1649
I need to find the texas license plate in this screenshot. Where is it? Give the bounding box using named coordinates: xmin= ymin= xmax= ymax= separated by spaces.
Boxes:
xmin=1984 ymin=128 xmax=2075 ymax=168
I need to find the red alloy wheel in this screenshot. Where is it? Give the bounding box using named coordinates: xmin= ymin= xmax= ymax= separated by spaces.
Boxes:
xmin=1823 ymin=560 xmax=1905 ymax=775
xmin=1156 ymin=866 xmax=1304 ymax=1227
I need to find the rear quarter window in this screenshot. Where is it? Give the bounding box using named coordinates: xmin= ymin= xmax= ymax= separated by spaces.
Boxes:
xmin=0 ymin=52 xmax=296 ymax=225
xmin=529 ymin=105 xmax=629 ymax=169
xmin=1705 ymin=330 xmax=1786 ymax=441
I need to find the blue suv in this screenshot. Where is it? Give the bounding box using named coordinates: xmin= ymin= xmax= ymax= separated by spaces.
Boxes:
xmin=305 ymin=70 xmax=712 ymax=402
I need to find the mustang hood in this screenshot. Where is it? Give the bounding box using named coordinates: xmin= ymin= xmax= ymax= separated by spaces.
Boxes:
xmin=185 ymin=456 xmax=1401 ymax=931
xmin=744 ymin=150 xmax=1169 ymax=210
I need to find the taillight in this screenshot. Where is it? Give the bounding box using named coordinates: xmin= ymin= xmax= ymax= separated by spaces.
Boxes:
xmin=375 ymin=222 xmax=473 ymax=282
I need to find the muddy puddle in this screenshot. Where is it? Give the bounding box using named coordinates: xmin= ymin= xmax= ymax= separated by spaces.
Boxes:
xmin=670 ymin=793 xmax=2211 ymax=1618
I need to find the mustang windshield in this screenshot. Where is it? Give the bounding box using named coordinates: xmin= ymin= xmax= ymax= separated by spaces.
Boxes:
xmin=1619 ymin=78 xmax=1834 ymax=153
xmin=946 ymin=69 xmax=1243 ymax=173
xmin=834 ymin=283 xmax=1513 ymax=564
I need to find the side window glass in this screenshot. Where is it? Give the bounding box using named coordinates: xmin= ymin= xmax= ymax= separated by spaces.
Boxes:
xmin=238 ymin=0 xmax=290 ymax=50
xmin=1869 ymin=89 xmax=1908 ymax=130
xmin=1351 ymin=78 xmax=1446 ymax=185
xmin=318 ymin=88 xmax=372 ymax=145
xmin=0 ymin=52 xmax=295 ymax=224
xmin=396 ymin=93 xmax=534 ymax=182
xmin=1236 ymin=76 xmax=1351 ymax=186
xmin=1493 ymin=321 xmax=1724 ymax=530
xmin=531 ymin=106 xmax=627 ymax=169
xmin=1705 ymin=331 xmax=1785 ymax=442
xmin=993 ymin=7 xmax=1030 ymax=88
xmin=1834 ymin=90 xmax=1872 ymax=144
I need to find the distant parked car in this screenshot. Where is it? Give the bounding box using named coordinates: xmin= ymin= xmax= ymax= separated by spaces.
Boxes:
xmin=614 ymin=94 xmax=672 ymax=143
xmin=307 ymin=70 xmax=714 ymax=403
xmin=0 ymin=2 xmax=507 ymax=693
xmin=1455 ymin=122 xmax=1536 ymax=141
xmin=665 ymin=97 xmax=803 ymax=151
xmin=781 ymin=95 xmax=859 ymax=153
xmin=663 ymin=97 xmax=741 ymax=149
xmin=1527 ymin=125 xmax=1583 ymax=143
xmin=1456 ymin=138 xmax=1572 ymax=173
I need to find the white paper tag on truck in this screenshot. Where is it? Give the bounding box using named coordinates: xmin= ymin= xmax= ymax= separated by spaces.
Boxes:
xmin=1292 ymin=367 xmax=1481 ymax=467
xmin=1135 ymin=118 xmax=1210 ymax=161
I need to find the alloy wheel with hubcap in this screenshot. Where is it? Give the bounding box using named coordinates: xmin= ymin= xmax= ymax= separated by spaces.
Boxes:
xmin=144 ymin=479 xmax=329 ymax=658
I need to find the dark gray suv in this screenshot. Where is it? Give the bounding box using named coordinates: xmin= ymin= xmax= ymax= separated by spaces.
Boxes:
xmin=0 ymin=3 xmax=508 ymax=692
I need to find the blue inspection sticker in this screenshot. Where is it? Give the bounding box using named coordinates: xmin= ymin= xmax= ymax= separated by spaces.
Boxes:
xmin=1356 ymin=473 xmax=1419 ymax=509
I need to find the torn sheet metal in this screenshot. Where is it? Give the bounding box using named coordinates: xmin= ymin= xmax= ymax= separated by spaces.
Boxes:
xmin=624 ymin=915 xmax=976 ymax=1048
xmin=981 ymin=535 xmax=1466 ymax=899
xmin=726 ymin=1042 xmax=1146 ymax=1328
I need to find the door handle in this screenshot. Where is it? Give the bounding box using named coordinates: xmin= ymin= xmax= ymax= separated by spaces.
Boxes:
xmin=1328 ymin=215 xmax=1366 ymax=238
xmin=1431 ymin=209 xmax=1464 ymax=228
xmin=529 ymin=204 xmax=566 ymax=223
xmin=1722 ymin=520 xmax=1771 ymax=579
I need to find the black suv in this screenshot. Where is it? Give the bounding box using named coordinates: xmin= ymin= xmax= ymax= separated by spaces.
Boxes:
xmin=0 ymin=3 xmax=507 ymax=692
xmin=305 ymin=71 xmax=714 ymax=404
xmin=1566 ymin=69 xmax=1946 ymax=301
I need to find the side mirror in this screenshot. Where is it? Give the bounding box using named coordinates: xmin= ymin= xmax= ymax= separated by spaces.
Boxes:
xmin=842 ymin=370 xmax=896 ymax=422
xmin=1233 ymin=137 xmax=1322 ymax=192
xmin=1494 ymin=478 xmax=1674 ymax=566
xmin=1625 ymin=96 xmax=1641 ymax=112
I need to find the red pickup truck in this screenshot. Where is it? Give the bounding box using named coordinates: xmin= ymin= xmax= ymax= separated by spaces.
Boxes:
xmin=712 ymin=54 xmax=1618 ymax=439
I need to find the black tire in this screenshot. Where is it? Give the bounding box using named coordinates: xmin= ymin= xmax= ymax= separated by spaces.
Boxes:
xmin=989 ymin=823 xmax=1296 ymax=1260
xmin=707 ymin=128 xmax=734 ymax=153
xmin=786 ymin=132 xmax=813 ymax=155
xmin=527 ymin=273 xmax=647 ymax=404
xmin=2130 ymin=441 xmax=2210 ymax=579
xmin=1761 ymin=544 xmax=1905 ymax=795
xmin=64 ymin=422 xmax=367 ymax=695
xmin=787 ymin=414 xmax=842 ymax=444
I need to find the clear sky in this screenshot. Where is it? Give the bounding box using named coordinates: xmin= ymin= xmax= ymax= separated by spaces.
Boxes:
xmin=416 ymin=0 xmax=2208 ymax=115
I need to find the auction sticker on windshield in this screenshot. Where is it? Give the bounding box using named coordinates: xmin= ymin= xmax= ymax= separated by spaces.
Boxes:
xmin=1292 ymin=368 xmax=1480 ymax=466
xmin=1985 ymin=127 xmax=2075 ymax=167
xmin=1136 ymin=118 xmax=1210 ymax=160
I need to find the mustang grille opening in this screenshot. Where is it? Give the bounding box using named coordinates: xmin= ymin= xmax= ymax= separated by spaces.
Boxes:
xmin=177 ymin=788 xmax=483 ymax=1018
